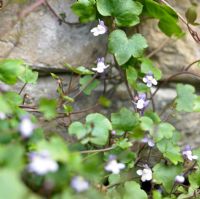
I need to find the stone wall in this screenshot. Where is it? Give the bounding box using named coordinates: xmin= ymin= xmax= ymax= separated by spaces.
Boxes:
xmin=1 ymin=0 xmax=200 ymax=146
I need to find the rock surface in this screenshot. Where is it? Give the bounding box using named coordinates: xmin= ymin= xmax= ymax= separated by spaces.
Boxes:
xmin=0 ymin=0 xmax=200 ymax=78
xmin=0 ymin=0 xmax=107 ymax=71
xmin=1 ymin=0 xmax=200 ymax=146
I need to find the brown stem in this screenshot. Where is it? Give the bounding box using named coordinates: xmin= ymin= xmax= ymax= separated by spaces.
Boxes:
xmin=18 ymin=83 xmax=27 ymax=95
xmin=160 ymin=0 xmax=200 ymax=44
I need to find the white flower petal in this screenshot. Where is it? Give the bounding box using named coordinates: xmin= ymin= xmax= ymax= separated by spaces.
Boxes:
xmin=136 ymin=169 xmax=143 ymax=176
xmin=143 ymin=77 xmax=147 ymax=83
xmin=192 ymin=155 xmax=198 ymax=160
xmin=152 ymin=79 xmax=158 ymax=85
xmin=175 ymin=175 xmax=185 ymax=183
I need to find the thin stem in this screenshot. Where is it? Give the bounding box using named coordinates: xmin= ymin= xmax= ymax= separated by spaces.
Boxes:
xmin=147 ymin=38 xmax=170 ymax=58
xmin=80 ymin=146 xmax=115 ymax=154
xmin=184 ymin=59 xmax=200 ymax=71
xmin=152 ymin=70 xmax=200 ymax=98
xmin=18 ymin=83 xmax=27 ymax=95
xmin=45 ymin=0 xmax=80 ymax=26
xmin=72 ymin=73 xmax=98 ymax=100
xmin=160 ymin=0 xmax=200 ymax=43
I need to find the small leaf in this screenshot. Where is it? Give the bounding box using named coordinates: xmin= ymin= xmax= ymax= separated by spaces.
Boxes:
xmin=140 ymin=58 xmax=162 ymax=80
xmin=97 ymin=0 xmax=143 ymax=27
xmin=0 ymin=59 xmax=24 ymax=84
xmin=108 ymin=174 xmax=120 ymax=186
xmin=116 ymin=138 xmax=132 ymax=149
xmin=109 ymin=30 xmax=148 ymax=65
xmin=98 ymin=96 xmax=111 ymax=108
xmin=111 ymin=108 xmax=139 ymax=131
xmin=86 ymin=113 xmax=112 ymax=145
xmin=124 ymin=181 xmax=148 ymax=199
xmin=68 ymin=122 xmax=88 ymax=139
xmin=19 ymin=65 xmax=38 ymax=84
xmin=65 ymin=64 xmax=94 ymax=75
xmin=145 ymin=0 xmax=183 ymax=37
xmin=0 ymin=169 xmax=28 ymax=199
xmin=189 ymin=169 xmax=200 ymax=189
xmin=155 ymin=122 xmax=175 ymax=142
xmin=36 ymin=137 xmax=69 ymax=163
xmin=79 ymin=75 xmax=100 ymax=95
xmin=156 ymin=139 xmax=183 ymax=164
xmin=140 ymin=116 xmax=154 ymax=133
xmin=71 ymin=0 xmax=96 ymax=23
xmin=176 ymin=84 xmax=196 ymax=112
xmin=126 ymin=66 xmax=138 ymax=87
xmin=153 ymin=163 xmax=182 ymax=193
xmin=185 ymin=5 xmax=198 ymax=25
xmin=193 ymin=96 xmax=200 ymax=112
xmin=39 ymin=98 xmax=57 ymax=120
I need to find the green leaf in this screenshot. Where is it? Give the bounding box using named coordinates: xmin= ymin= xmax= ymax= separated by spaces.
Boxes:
xmin=193 ymin=96 xmax=200 ymax=112
xmin=153 ymin=163 xmax=182 ymax=193
xmin=39 ymin=98 xmax=57 ymax=120
xmin=0 ymin=144 xmax=24 ymax=170
xmin=155 ymin=123 xmax=175 ymax=142
xmin=4 ymin=92 xmax=23 ymax=107
xmin=185 ymin=5 xmax=198 ymax=25
xmin=65 ymin=64 xmax=94 ymax=75
xmin=98 ymin=96 xmax=112 ymax=108
xmin=0 ymin=59 xmax=24 ymax=84
xmin=176 ymin=84 xmax=196 ymax=112
xmin=152 ymin=190 xmax=162 ymax=199
xmin=79 ymin=75 xmax=100 ymax=95
xmin=97 ymin=0 xmax=143 ymax=27
xmin=36 ymin=137 xmax=69 ymax=163
xmin=19 ymin=65 xmax=38 ymax=84
xmin=145 ymin=0 xmax=183 ymax=37
xmin=140 ymin=116 xmax=154 ymax=133
xmin=189 ymin=169 xmax=200 ymax=189
xmin=111 ymin=108 xmax=139 ymax=131
xmin=68 ymin=122 xmax=88 ymax=139
xmin=0 ymin=169 xmax=28 ymax=199
xmin=108 ymin=30 xmax=148 ymax=65
xmin=116 ymin=138 xmax=132 ymax=149
xmin=140 ymin=58 xmax=162 ymax=80
xmin=156 ymin=139 xmax=183 ymax=164
xmin=144 ymin=111 xmax=161 ymax=123
xmin=126 ymin=66 xmax=138 ymax=87
xmin=108 ymin=174 xmax=121 ymax=186
xmin=86 ymin=113 xmax=112 ymax=145
xmin=0 ymin=95 xmax=11 ymax=114
xmin=123 ymin=181 xmax=148 ymax=199
xmin=71 ymin=0 xmax=96 ymax=23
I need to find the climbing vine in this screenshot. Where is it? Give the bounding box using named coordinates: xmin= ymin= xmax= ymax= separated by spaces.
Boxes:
xmin=0 ymin=0 xmax=200 ymax=198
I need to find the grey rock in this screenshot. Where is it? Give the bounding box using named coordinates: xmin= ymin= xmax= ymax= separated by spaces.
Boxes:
xmin=0 ymin=0 xmax=107 ymax=70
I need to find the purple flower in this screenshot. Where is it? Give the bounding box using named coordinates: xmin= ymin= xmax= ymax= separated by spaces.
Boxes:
xmin=143 ymin=72 xmax=157 ymax=88
xmin=92 ymin=57 xmax=109 ymax=73
xmin=142 ymin=137 xmax=155 ymax=147
xmin=175 ymin=175 xmax=185 ymax=183
xmin=71 ymin=176 xmax=89 ymax=192
xmin=182 ymin=145 xmax=198 ymax=161
xmin=19 ymin=116 xmax=35 ymax=138
xmin=105 ymin=156 xmax=125 ymax=174
xmin=90 ymin=20 xmax=107 ymax=36
xmin=134 ymin=93 xmax=149 ymax=110
xmin=28 ymin=150 xmax=58 ymax=175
